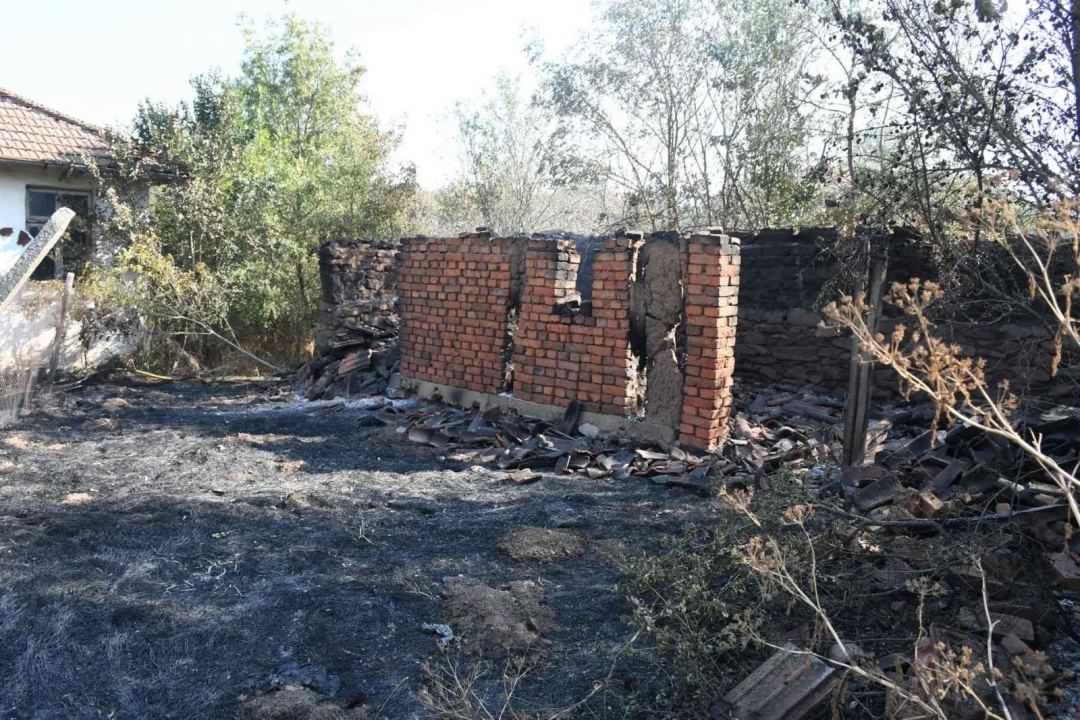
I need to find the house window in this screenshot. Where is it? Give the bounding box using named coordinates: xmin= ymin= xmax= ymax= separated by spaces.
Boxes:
xmin=26 ymin=188 xmax=93 ymax=281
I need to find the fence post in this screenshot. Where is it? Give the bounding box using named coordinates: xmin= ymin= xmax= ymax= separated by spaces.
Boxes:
xmin=20 ymin=367 xmax=35 ymax=417
xmin=842 ymin=241 xmax=889 ymax=467
xmin=47 ymin=272 xmax=75 ymax=393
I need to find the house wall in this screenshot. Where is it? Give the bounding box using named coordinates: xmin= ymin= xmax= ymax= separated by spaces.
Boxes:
xmin=0 ymin=163 xmax=94 ymax=272
xmin=513 ymin=236 xmax=638 ymax=416
xmin=398 ymin=234 xmax=516 ymax=395
xmin=318 ymin=227 xmax=1080 ymax=438
xmin=0 ymin=164 xmax=145 ymax=374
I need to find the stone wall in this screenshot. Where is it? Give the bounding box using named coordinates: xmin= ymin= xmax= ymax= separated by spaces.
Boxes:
xmin=316 ymin=239 xmax=398 ymax=355
xmin=299 ymin=239 xmax=399 ymax=400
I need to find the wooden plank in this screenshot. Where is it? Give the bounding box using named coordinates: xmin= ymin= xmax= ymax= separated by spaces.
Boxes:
xmin=718 ymin=644 xmax=838 ymax=720
xmin=782 ymin=400 xmax=841 ymax=424
xmin=0 ymin=208 xmax=75 ymax=316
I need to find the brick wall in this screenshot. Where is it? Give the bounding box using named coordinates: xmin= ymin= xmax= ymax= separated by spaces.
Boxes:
xmin=393 ymin=230 xmax=740 ymax=450
xmin=514 ymin=237 xmax=637 ymax=416
xmin=398 ymin=232 xmax=515 ymax=395
xmin=315 ymin=226 xmax=1076 ymax=428
xmin=680 ymin=233 xmax=740 ymax=449
xmin=731 ymin=228 xmax=1077 ymax=401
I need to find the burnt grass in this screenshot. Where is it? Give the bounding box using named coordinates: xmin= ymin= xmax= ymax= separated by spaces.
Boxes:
xmin=0 ymin=376 xmax=718 ymax=719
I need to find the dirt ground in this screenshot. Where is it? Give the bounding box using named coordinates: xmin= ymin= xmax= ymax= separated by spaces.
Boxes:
xmin=0 ymin=376 xmax=718 ymax=719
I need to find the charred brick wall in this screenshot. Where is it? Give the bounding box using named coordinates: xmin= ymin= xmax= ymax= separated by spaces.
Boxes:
xmin=513 ymin=237 xmax=637 ymax=416
xmin=731 ymin=228 xmax=1076 ymax=401
xmin=729 ymin=228 xmax=848 ymax=393
xmin=393 ymin=231 xmax=740 ymax=450
xmin=398 ymin=233 xmax=515 ymax=395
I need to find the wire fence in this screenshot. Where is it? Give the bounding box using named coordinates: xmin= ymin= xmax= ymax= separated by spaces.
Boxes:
xmin=1 ymin=273 xmax=76 ymax=427
xmin=0 ymin=365 xmax=35 ymax=428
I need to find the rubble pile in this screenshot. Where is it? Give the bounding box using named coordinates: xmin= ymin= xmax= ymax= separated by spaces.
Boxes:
xmin=717 ymin=401 xmax=1080 ymax=720
xmin=296 ymin=328 xmax=399 ymax=401
xmin=836 ymin=409 xmax=1078 ymax=573
xmin=392 ymin=399 xmax=718 ymax=492
xmin=383 ymin=382 xmax=853 ymax=494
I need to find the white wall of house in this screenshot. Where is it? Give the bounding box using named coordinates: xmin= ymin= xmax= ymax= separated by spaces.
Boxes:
xmin=0 ymin=163 xmax=133 ymax=373
xmin=0 ymin=163 xmax=95 ymax=273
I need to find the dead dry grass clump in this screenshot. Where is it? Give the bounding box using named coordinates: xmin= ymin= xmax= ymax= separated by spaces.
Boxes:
xmin=496 ymin=527 xmax=585 ymax=562
xmin=2 ymin=434 xmax=36 ymax=451
xmin=238 ymin=685 xmax=366 ymax=720
xmin=418 ymin=654 xmax=545 ymax=720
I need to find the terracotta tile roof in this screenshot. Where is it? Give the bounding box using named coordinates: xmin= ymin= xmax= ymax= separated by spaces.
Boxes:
xmin=0 ymin=87 xmax=110 ymax=167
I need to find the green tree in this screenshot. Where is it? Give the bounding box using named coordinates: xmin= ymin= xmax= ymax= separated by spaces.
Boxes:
xmin=708 ymin=0 xmax=822 ymax=227
xmin=833 ymin=0 xmax=1080 ymax=207
xmin=99 ymin=15 xmax=416 ymax=369
xmin=535 ymin=0 xmax=820 ymax=231
xmin=436 ymin=74 xmax=598 ymax=234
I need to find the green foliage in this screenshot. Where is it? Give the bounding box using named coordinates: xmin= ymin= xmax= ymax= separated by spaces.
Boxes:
xmin=625 ymin=522 xmax=762 ymax=713
xmin=826 ymin=0 xmax=1080 ymax=233
xmin=623 ymin=474 xmax=822 ymax=714
xmin=93 ymin=15 xmax=416 ymax=370
xmin=534 ymin=0 xmax=821 ymax=231
xmin=435 ymin=73 xmax=601 ymax=235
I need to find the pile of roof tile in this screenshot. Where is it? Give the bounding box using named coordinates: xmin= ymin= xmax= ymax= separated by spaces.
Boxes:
xmin=389 ymin=400 xmax=715 ymax=492
xmin=296 ymin=336 xmax=399 ymax=401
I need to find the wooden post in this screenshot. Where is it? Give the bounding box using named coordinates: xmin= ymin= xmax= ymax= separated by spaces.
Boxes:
xmin=20 ymin=367 xmax=35 ymax=417
xmin=5 ymin=378 xmax=19 ymax=424
xmin=842 ymin=240 xmax=889 ymax=467
xmin=46 ymin=272 xmax=75 ymax=393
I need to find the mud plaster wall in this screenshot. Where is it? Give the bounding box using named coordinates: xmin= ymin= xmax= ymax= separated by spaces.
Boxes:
xmin=391 ymin=231 xmax=739 ymax=450
xmin=732 ymin=228 xmax=1078 ymax=401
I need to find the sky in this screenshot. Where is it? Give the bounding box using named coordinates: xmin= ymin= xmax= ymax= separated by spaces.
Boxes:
xmin=0 ymin=0 xmax=596 ymax=189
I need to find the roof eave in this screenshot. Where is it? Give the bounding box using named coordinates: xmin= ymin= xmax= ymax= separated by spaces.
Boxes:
xmin=0 ymin=156 xmax=177 ymax=184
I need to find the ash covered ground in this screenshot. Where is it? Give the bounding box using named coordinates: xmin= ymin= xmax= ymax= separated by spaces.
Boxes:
xmin=0 ymin=376 xmax=716 ymax=719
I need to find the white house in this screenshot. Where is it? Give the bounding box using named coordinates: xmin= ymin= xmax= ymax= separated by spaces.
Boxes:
xmin=0 ymin=88 xmax=146 ymax=373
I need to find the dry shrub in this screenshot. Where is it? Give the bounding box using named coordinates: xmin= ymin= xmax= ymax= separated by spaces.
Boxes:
xmin=828 ymin=196 xmax=1080 ymax=526
xmin=417 ymin=653 xmax=541 ymax=720
xmin=622 ymin=469 xmax=1070 ymax=718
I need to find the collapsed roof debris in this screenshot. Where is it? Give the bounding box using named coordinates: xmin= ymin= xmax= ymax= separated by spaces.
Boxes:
xmin=375 ymin=382 xmax=849 ymax=494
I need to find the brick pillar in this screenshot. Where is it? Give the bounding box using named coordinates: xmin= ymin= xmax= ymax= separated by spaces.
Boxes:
xmin=680 ymin=232 xmax=740 ymax=451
